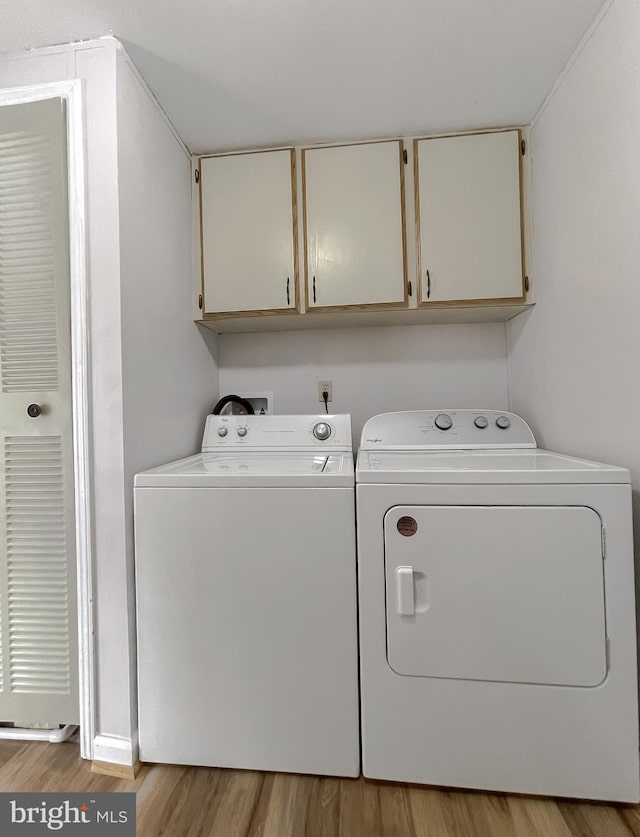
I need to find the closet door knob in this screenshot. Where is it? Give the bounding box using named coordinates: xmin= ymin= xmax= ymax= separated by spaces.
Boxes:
xmin=27 ymin=403 xmax=42 ymax=418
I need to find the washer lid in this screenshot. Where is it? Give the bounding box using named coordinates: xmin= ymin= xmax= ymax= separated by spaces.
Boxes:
xmin=135 ymin=452 xmax=354 ymax=488
xmin=356 ymin=448 xmax=630 ymax=484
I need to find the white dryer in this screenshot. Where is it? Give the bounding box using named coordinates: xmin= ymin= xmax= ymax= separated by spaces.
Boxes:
xmin=356 ymin=409 xmax=639 ymax=801
xmin=135 ymin=414 xmax=359 ymax=777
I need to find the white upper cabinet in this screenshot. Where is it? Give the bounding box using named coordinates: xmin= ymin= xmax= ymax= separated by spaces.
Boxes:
xmin=200 ymin=149 xmax=298 ymax=315
xmin=415 ymin=131 xmax=524 ymax=304
xmin=302 ymin=141 xmax=407 ymax=309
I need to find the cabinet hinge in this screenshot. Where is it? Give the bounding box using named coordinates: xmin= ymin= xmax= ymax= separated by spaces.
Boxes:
xmin=195 ymin=168 xmax=200 ymax=184
xmin=403 ymin=148 xmax=408 ymax=164
xmin=408 ymin=281 xmax=412 ymax=297
xmin=524 ymin=276 xmax=530 ymax=293
xmin=520 ymin=139 xmax=526 ymax=156
xmin=601 ymin=526 xmax=607 ymax=559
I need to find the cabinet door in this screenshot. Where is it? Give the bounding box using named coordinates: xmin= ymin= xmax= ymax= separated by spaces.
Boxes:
xmin=303 ymin=142 xmax=407 ymax=309
xmin=416 ymin=131 xmax=524 ymax=304
xmin=200 ymin=149 xmax=298 ymax=315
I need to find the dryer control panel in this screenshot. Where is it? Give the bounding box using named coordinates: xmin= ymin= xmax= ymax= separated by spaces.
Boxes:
xmin=360 ymin=410 xmax=537 ymax=451
xmin=202 ymin=414 xmax=353 ymax=452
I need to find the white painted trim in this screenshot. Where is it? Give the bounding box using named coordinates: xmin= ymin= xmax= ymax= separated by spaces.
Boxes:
xmin=531 ymin=0 xmax=616 ymax=127
xmin=0 ymin=80 xmax=95 ymax=759
xmin=0 ymin=37 xmax=109 ymax=63
xmin=93 ymin=733 xmax=139 ymax=767
xmin=65 ymin=80 xmax=96 ymax=764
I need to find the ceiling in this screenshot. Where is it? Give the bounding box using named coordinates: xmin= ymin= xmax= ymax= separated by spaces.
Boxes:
xmin=0 ymin=0 xmax=607 ymax=153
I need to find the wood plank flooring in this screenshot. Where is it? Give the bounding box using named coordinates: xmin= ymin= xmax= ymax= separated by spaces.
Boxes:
xmin=0 ymin=738 xmax=637 ymax=836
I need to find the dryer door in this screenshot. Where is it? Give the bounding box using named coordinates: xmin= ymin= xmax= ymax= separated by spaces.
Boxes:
xmin=384 ymin=505 xmax=607 ymax=687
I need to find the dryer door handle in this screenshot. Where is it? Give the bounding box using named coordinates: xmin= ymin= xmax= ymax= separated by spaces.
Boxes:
xmin=396 ymin=566 xmax=415 ymax=617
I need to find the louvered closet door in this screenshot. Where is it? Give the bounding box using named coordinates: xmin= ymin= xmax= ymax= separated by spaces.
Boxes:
xmin=0 ymin=98 xmax=78 ymax=724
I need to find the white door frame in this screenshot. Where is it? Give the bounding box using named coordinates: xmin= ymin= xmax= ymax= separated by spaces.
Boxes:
xmin=0 ymin=80 xmax=95 ymax=759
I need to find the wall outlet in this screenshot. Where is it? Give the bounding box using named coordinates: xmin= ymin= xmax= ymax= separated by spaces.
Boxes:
xmin=318 ymin=380 xmax=332 ymax=403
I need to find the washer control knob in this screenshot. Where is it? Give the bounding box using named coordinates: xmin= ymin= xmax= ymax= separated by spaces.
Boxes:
xmin=474 ymin=416 xmax=488 ymax=429
xmin=313 ymin=422 xmax=331 ymax=440
xmin=237 ymin=426 xmax=248 ymax=437
xmin=218 ymin=427 xmax=228 ymax=437
xmin=496 ymin=415 xmax=511 ymax=430
xmin=434 ymin=413 xmax=453 ymax=431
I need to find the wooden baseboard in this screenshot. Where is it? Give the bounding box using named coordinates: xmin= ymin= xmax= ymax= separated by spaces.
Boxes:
xmin=91 ymin=759 xmax=142 ymax=780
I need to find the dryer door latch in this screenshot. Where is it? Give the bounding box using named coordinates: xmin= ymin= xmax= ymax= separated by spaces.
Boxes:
xmin=396 ymin=566 xmax=415 ymax=617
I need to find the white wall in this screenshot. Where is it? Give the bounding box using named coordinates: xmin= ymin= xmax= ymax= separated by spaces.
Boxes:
xmin=0 ymin=39 xmax=130 ymax=745
xmin=0 ymin=38 xmax=219 ymax=758
xmin=115 ymin=49 xmax=219 ymax=741
xmin=508 ymin=0 xmax=640 ymax=523
xmin=219 ymin=323 xmax=508 ymax=444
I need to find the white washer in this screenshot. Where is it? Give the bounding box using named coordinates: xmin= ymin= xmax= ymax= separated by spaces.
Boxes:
xmin=356 ymin=409 xmax=639 ymax=801
xmin=135 ymin=414 xmax=359 ymax=777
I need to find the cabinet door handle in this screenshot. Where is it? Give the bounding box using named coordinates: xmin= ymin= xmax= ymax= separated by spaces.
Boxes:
xmin=313 ymin=275 xmax=316 ymax=304
xmin=426 ymin=269 xmax=431 ymax=299
xmin=286 ymin=276 xmax=290 ymax=306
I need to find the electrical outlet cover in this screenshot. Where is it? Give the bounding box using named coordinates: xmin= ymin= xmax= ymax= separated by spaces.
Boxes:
xmin=318 ymin=381 xmax=333 ymax=402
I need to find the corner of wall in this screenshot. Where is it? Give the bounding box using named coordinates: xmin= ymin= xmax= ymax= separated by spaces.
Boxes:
xmin=97 ymin=35 xmax=124 ymax=51
xmin=530 ymin=0 xmax=616 ymax=128
xmin=504 ymin=321 xmax=512 ymax=412
xmin=114 ymin=40 xmax=188 ymax=157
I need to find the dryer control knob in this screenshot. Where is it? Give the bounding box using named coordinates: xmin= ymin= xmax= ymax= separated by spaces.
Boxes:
xmin=237 ymin=426 xmax=248 ymax=437
xmin=474 ymin=416 xmax=488 ymax=429
xmin=435 ymin=413 xmax=453 ymax=431
xmin=496 ymin=415 xmax=511 ymax=429
xmin=218 ymin=427 xmax=228 ymax=437
xmin=313 ymin=422 xmax=331 ymax=440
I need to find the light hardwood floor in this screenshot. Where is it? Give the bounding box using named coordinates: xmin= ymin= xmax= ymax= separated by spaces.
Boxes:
xmin=0 ymin=738 xmax=638 ymax=836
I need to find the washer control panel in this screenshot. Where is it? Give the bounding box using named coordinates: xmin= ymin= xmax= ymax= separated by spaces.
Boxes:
xmin=360 ymin=410 xmax=536 ymax=451
xmin=202 ymin=414 xmax=352 ymax=452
